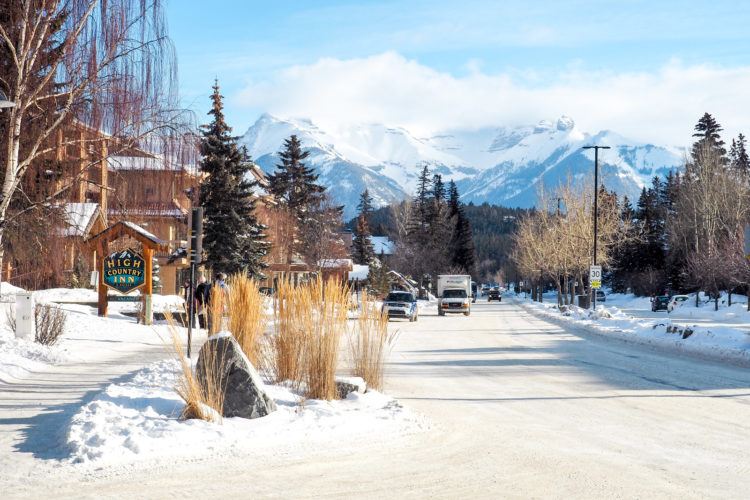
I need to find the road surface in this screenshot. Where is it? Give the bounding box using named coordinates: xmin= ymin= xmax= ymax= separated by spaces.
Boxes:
xmin=3 ymin=298 xmax=750 ymax=498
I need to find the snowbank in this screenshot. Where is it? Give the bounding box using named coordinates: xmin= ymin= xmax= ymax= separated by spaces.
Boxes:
xmin=520 ymin=299 xmax=750 ymax=367
xmin=66 ymin=359 xmax=427 ymax=467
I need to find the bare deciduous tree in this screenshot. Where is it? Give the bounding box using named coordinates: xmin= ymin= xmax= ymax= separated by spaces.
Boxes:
xmin=0 ymin=0 xmax=183 ymax=277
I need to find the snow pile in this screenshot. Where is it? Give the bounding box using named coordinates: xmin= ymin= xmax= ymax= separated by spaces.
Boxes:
xmin=0 ymin=328 xmax=68 ymax=381
xmin=66 ymin=359 xmax=427 ymax=466
xmin=522 ymin=299 xmax=750 ymax=366
xmin=0 ymin=299 xmax=69 ymax=380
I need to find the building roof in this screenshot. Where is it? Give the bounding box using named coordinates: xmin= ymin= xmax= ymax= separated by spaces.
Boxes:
xmin=108 ymin=201 xmax=187 ymax=218
xmin=61 ymin=202 xmax=103 ymax=237
xmin=372 ymin=236 xmax=395 ymax=255
xmin=318 ymin=258 xmax=354 ymax=270
xmin=86 ymin=221 xmax=167 ymax=251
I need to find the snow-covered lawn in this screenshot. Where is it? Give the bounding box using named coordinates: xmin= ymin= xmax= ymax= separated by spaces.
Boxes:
xmin=67 ymin=359 xmax=425 ymax=467
xmin=519 ymin=294 xmax=750 ymax=367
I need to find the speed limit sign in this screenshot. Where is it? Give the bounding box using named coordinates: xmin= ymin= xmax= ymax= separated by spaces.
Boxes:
xmin=589 ymin=265 xmax=602 ymax=289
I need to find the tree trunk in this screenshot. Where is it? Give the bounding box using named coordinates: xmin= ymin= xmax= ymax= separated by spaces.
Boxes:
xmin=714 ymin=293 xmax=719 ymax=311
xmin=728 ymin=291 xmax=732 ymax=307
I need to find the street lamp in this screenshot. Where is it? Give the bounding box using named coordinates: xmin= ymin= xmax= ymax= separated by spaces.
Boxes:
xmin=0 ymin=91 xmax=16 ymax=109
xmin=582 ymin=145 xmax=610 ymax=310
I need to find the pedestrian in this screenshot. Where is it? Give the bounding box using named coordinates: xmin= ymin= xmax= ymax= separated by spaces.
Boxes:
xmin=194 ymin=275 xmax=209 ymax=329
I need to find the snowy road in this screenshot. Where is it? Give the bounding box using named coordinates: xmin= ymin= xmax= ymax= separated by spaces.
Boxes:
xmin=4 ymin=299 xmax=750 ymax=498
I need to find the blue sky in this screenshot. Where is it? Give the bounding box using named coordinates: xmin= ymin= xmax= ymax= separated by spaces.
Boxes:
xmin=168 ymin=0 xmax=750 ymax=144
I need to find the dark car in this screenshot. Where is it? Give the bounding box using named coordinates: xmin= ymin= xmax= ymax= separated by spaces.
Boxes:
xmin=651 ymin=295 xmax=670 ymax=312
xmin=488 ymin=289 xmax=502 ymax=302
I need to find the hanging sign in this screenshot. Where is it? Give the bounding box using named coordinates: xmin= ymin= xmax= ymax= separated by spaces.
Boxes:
xmin=102 ymin=248 xmax=146 ymax=294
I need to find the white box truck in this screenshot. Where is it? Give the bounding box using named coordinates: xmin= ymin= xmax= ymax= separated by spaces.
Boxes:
xmin=437 ymin=275 xmax=472 ymax=316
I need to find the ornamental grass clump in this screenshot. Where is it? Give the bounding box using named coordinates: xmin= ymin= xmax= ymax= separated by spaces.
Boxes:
xmin=301 ymin=279 xmax=350 ymax=400
xmin=270 ymin=278 xmax=351 ymax=400
xmin=270 ymin=278 xmax=308 ymax=384
xmin=227 ymin=274 xmax=266 ymax=366
xmin=349 ymin=292 xmax=397 ymax=391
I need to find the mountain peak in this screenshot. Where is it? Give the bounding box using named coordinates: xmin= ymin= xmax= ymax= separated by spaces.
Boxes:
xmin=556 ymin=115 xmax=575 ymax=131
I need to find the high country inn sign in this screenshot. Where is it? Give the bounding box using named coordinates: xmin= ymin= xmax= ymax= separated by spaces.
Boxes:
xmin=103 ymin=248 xmax=145 ymax=294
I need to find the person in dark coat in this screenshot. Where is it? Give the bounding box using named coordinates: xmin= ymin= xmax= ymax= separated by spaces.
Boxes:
xmin=194 ymin=275 xmax=209 ymax=329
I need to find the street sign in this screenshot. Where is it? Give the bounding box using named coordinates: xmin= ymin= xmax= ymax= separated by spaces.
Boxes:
xmin=589 ymin=265 xmax=602 ymax=289
xmin=102 ymin=248 xmax=146 ymax=294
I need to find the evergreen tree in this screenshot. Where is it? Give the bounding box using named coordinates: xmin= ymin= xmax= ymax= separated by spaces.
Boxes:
xmin=446 ymin=182 xmax=476 ymax=274
xmin=691 ymin=112 xmax=727 ymax=163
xmin=357 ymin=189 xmax=374 ymax=222
xmin=267 ymin=135 xmax=326 ymax=220
xmin=199 ymin=82 xmax=269 ymax=277
xmin=447 ymin=181 xmax=461 ymax=218
xmin=352 ymin=189 xmax=375 ymax=265
xmin=409 ymin=165 xmax=432 ymax=236
xmin=730 ymin=133 xmax=750 ymax=174
xmin=450 ymin=206 xmax=476 ymax=274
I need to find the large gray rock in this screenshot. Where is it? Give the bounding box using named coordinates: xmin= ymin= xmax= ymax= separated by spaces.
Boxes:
xmin=195 ymin=333 xmax=277 ymax=419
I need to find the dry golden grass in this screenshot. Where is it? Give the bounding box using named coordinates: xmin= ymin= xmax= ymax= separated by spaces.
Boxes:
xmin=349 ymin=292 xmax=397 ymax=391
xmin=208 ymin=283 xmax=228 ymax=335
xmin=300 ymin=279 xmax=350 ymax=400
xmin=269 ymin=277 xmax=350 ymax=400
xmin=269 ymin=278 xmax=307 ymax=384
xmin=165 ymin=311 xmax=226 ymax=422
xmin=227 ymin=274 xmax=266 ymax=366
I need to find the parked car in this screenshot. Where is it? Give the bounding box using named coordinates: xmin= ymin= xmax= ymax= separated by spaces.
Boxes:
xmin=259 ymin=287 xmax=275 ymax=296
xmin=668 ymin=294 xmax=690 ymax=312
xmin=382 ymin=291 xmax=418 ymax=322
xmin=488 ymin=289 xmax=502 ymax=302
xmin=651 ymin=295 xmax=670 ymax=312
xmin=595 ymin=290 xmax=606 ymax=302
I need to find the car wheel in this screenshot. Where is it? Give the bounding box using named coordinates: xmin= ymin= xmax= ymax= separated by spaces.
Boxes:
xmin=464 ymin=311 xmax=470 ymax=316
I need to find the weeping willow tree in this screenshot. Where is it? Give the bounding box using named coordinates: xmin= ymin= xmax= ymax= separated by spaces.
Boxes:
xmin=0 ymin=0 xmax=189 ymax=283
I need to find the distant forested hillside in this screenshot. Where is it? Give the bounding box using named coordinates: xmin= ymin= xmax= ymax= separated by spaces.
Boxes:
xmin=347 ymin=202 xmax=529 ymax=282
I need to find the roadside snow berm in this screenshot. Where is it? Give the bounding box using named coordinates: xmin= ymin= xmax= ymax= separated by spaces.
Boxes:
xmin=196 ymin=332 xmax=277 ymax=419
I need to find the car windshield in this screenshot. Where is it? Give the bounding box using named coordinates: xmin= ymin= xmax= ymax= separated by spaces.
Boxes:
xmin=657 ymin=296 xmax=670 ymax=302
xmin=386 ymin=292 xmax=413 ymax=302
xmin=443 ymin=289 xmax=467 ymax=299
xmin=675 ymin=296 xmax=688 ymax=302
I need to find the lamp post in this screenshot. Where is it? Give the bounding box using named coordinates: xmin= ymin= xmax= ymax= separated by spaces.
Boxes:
xmin=582 ymin=145 xmax=610 ymax=310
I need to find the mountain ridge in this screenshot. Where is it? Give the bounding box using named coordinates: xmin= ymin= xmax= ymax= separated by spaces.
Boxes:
xmin=239 ymin=113 xmax=683 ymax=218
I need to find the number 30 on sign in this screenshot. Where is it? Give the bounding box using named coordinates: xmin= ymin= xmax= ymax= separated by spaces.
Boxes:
xmin=589 ymin=265 xmax=602 ymax=289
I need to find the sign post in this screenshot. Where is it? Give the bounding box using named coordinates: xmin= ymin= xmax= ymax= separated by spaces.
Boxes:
xmin=187 ymin=207 xmax=203 ymax=358
xmin=86 ymin=221 xmax=168 ymax=325
xmin=589 ymin=265 xmax=602 ymax=310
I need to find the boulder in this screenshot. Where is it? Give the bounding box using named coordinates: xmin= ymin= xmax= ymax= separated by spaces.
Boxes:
xmin=195 ymin=333 xmax=277 ymax=419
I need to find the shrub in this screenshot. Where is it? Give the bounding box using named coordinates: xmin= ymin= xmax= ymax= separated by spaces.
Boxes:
xmin=349 ymin=293 xmax=397 ymax=391
xmin=34 ymin=303 xmax=66 ymax=345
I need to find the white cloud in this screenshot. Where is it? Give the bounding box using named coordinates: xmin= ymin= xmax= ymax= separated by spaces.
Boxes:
xmin=236 ymin=52 xmax=750 ymax=146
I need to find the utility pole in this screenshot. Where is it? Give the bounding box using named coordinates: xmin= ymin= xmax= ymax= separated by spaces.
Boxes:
xmin=582 ymin=145 xmax=610 ymax=310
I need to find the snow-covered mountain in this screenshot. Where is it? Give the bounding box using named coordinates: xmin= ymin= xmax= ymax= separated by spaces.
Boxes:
xmin=240 ymin=114 xmax=683 ymax=218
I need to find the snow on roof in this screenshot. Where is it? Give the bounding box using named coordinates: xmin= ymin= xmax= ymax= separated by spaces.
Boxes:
xmin=349 ymin=264 xmax=369 ymax=281
xmin=121 ymin=221 xmax=162 ymax=243
xmin=371 ymin=236 xmax=395 ymax=255
xmin=62 ymin=203 xmax=100 ymax=237
xmin=109 ymin=202 xmax=186 ymax=218
xmin=107 ymin=154 xmax=197 ymax=173
xmin=318 ymin=258 xmax=353 ymax=269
